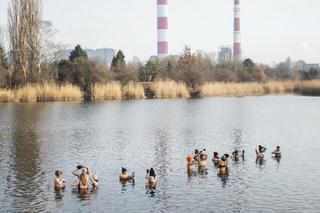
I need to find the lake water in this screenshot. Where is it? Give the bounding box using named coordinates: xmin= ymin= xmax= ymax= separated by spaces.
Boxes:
xmin=0 ymin=96 xmax=320 ymax=213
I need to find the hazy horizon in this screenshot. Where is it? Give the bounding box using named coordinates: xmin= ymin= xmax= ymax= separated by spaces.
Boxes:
xmin=0 ymin=0 xmax=319 ymax=64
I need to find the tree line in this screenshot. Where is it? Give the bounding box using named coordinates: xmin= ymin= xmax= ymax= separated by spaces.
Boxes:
xmin=0 ymin=0 xmax=319 ymax=93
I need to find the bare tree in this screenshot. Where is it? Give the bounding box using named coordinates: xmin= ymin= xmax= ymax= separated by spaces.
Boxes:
xmin=8 ymin=0 xmax=42 ymax=84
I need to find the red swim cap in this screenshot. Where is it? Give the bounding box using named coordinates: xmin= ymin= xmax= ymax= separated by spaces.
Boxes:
xmin=187 ymin=156 xmax=193 ymax=162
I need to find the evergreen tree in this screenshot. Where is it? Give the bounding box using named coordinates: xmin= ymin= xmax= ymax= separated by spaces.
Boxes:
xmin=242 ymin=58 xmax=255 ymax=72
xmin=111 ymin=50 xmax=126 ymax=71
xmin=69 ymin=45 xmax=88 ymax=61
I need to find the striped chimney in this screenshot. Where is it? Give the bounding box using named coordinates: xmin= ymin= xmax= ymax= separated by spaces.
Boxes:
xmin=233 ymin=0 xmax=241 ymax=60
xmin=157 ymin=0 xmax=168 ymax=58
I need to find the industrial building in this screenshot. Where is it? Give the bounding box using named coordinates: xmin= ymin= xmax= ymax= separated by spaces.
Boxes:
xmin=218 ymin=47 xmax=232 ymax=64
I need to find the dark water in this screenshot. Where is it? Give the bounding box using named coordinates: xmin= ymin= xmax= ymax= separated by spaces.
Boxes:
xmin=0 ymin=96 xmax=320 ymax=213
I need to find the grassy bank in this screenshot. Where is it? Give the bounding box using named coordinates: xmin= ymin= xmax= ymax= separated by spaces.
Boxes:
xmin=1 ymin=80 xmax=320 ymax=103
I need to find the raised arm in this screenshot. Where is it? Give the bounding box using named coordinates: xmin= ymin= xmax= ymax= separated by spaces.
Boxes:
xmin=72 ymin=169 xmax=80 ymax=178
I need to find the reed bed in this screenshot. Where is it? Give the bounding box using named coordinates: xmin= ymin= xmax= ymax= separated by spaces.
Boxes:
xmin=200 ymin=80 xmax=320 ymax=97
xmin=200 ymin=82 xmax=265 ymax=97
xmin=122 ymin=82 xmax=145 ymax=99
xmin=36 ymin=84 xmax=83 ymax=101
xmin=0 ymin=89 xmax=15 ymax=102
xmin=150 ymin=80 xmax=190 ymax=99
xmin=0 ymin=83 xmax=83 ymax=102
xmin=295 ymin=80 xmax=320 ymax=95
xmin=91 ymin=81 xmax=122 ymax=100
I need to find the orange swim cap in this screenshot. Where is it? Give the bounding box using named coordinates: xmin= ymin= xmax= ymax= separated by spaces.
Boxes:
xmin=187 ymin=156 xmax=193 ymax=162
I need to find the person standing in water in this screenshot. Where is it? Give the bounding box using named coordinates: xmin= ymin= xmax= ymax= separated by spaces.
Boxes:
xmin=232 ymin=150 xmax=245 ymax=161
xmin=187 ymin=156 xmax=193 ymax=171
xmin=212 ymin=152 xmax=220 ymax=165
xmin=198 ymin=153 xmax=208 ymax=175
xmin=54 ymin=170 xmax=65 ymax=190
xmin=119 ymin=167 xmax=135 ymax=182
xmin=146 ymin=168 xmax=157 ymax=190
xmin=72 ymin=166 xmax=92 ymax=193
xmin=272 ymin=146 xmax=281 ymax=158
xmin=218 ymin=155 xmax=229 ymax=176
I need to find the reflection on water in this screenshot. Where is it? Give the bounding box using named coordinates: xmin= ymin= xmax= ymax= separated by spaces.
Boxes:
xmin=1 ymin=96 xmax=320 ymax=212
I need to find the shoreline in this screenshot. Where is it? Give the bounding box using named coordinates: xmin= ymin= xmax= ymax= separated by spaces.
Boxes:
xmin=1 ymin=80 xmax=320 ymax=103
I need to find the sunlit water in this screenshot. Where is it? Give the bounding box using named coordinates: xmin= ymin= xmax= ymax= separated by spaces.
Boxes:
xmin=1 ymin=96 xmax=320 ymax=213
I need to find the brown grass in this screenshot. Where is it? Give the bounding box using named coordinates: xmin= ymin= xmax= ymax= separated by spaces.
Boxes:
xmin=1 ymin=80 xmax=320 ymax=103
xmin=122 ymin=82 xmax=145 ymax=99
xmin=0 ymin=83 xmax=83 ymax=102
xmin=91 ymin=81 xmax=122 ymax=100
xmin=0 ymin=89 xmax=15 ymax=102
xmin=200 ymin=80 xmax=320 ymax=97
xmin=150 ymin=80 xmax=190 ymax=99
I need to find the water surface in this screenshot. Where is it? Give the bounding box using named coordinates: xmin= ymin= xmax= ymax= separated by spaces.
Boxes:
xmin=0 ymin=96 xmax=320 ymax=212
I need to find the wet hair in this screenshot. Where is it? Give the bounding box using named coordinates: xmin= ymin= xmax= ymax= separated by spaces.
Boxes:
xmin=122 ymin=167 xmax=127 ymax=174
xmin=234 ymin=150 xmax=239 ymax=154
xmin=224 ymin=154 xmax=230 ymax=159
xmin=55 ymin=170 xmax=62 ymax=177
xmin=214 ymin=152 xmax=218 ymax=157
xmin=277 ymin=146 xmax=280 ymax=150
xmin=195 ymin=149 xmax=199 ymax=154
xmin=149 ymin=168 xmax=156 ymax=177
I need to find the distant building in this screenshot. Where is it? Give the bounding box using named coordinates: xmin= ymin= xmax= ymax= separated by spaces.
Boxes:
xmin=56 ymin=48 xmax=116 ymax=67
xmin=218 ymin=46 xmax=232 ymax=64
xmin=86 ymin=48 xmax=115 ymax=66
xmin=304 ymin=63 xmax=319 ymax=71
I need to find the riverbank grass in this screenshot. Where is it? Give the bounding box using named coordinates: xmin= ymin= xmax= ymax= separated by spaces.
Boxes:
xmin=150 ymin=80 xmax=190 ymax=99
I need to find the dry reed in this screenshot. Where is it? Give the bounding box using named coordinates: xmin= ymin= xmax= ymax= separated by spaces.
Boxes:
xmin=0 ymin=89 xmax=15 ymax=102
xmin=200 ymin=80 xmax=320 ymax=97
xmin=150 ymin=80 xmax=190 ymax=99
xmin=0 ymin=83 xmax=82 ymax=102
xmin=122 ymin=82 xmax=145 ymax=99
xmin=91 ymin=81 xmax=122 ymax=100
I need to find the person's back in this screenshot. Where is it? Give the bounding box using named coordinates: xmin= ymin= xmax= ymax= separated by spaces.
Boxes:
xmin=119 ymin=167 xmax=135 ymax=181
xmin=218 ymin=156 xmax=228 ymax=175
xmin=187 ymin=156 xmax=193 ymax=171
xmin=54 ymin=170 xmax=65 ymax=190
xmin=146 ymin=168 xmax=157 ymax=189
xmin=212 ymin=152 xmax=220 ymax=164
xmin=272 ymin=146 xmax=281 ymax=157
xmin=79 ymin=172 xmax=89 ymax=189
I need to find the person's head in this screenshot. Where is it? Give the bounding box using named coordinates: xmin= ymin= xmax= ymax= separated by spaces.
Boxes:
xmin=214 ymin=152 xmax=219 ymax=157
xmin=224 ymin=154 xmax=230 ymax=159
xmin=195 ymin=149 xmax=199 ymax=154
xmin=92 ymin=175 xmax=98 ymax=182
xmin=234 ymin=150 xmax=239 ymax=155
xmin=221 ymin=155 xmax=226 ymax=161
xmin=276 ymin=146 xmax=280 ymax=150
xmin=55 ymin=170 xmax=62 ymax=177
xmin=122 ymin=167 xmax=127 ymax=174
xmin=187 ymin=156 xmax=193 ymax=162
xmin=81 ymin=168 xmax=88 ymax=175
xmin=149 ymin=168 xmax=156 ymax=177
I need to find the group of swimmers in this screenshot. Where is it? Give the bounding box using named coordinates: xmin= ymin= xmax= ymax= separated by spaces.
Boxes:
xmin=54 ymin=145 xmax=281 ymax=194
xmin=187 ymin=145 xmax=281 ymax=177
xmin=54 ymin=165 xmax=158 ymax=194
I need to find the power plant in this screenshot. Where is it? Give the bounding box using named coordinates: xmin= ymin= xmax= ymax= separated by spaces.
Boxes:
xmin=156 ymin=0 xmax=241 ymax=60
xmin=157 ymin=0 xmax=169 ymax=58
xmin=233 ymin=0 xmax=241 ymax=60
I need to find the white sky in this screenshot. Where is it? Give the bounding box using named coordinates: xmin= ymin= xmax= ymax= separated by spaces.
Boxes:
xmin=0 ymin=0 xmax=320 ymax=64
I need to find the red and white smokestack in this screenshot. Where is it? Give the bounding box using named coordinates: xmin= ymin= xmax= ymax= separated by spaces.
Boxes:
xmin=157 ymin=0 xmax=168 ymax=58
xmin=233 ymin=0 xmax=241 ymax=60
